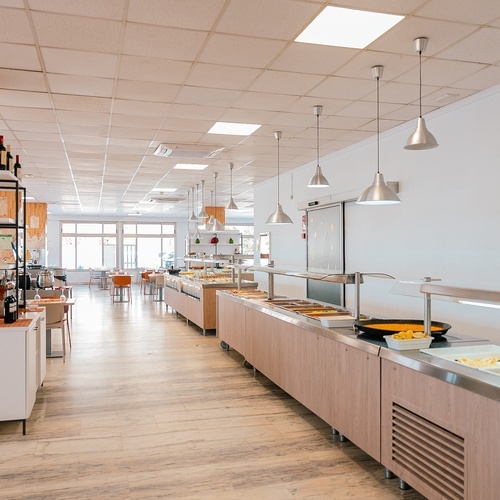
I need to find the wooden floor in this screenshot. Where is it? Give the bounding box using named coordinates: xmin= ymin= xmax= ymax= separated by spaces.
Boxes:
xmin=0 ymin=285 xmax=425 ymax=499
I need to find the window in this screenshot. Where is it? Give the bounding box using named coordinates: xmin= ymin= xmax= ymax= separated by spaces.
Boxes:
xmin=123 ymin=223 xmax=176 ymax=269
xmin=61 ymin=222 xmax=117 ymax=269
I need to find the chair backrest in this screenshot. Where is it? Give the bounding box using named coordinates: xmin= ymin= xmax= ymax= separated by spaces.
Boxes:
xmin=141 ymin=271 xmax=152 ymax=280
xmin=113 ymin=275 xmax=131 ymax=286
xmin=45 ymin=303 xmax=65 ymax=325
xmin=90 ymin=268 xmax=102 ymax=278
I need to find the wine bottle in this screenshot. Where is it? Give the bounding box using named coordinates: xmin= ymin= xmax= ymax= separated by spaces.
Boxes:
xmin=6 ymin=145 xmax=12 ymax=172
xmin=13 ymin=155 xmax=21 ymax=178
xmin=0 ymin=135 xmax=5 ymax=153
xmin=4 ymin=283 xmax=17 ymax=323
xmin=0 ymin=150 xmax=6 ymax=170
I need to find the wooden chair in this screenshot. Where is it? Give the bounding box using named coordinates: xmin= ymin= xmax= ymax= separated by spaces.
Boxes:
xmin=25 ymin=289 xmax=72 ymax=347
xmin=112 ymin=275 xmax=132 ymax=303
xmin=88 ymin=268 xmax=101 ymax=287
xmin=45 ymin=303 xmax=68 ymax=362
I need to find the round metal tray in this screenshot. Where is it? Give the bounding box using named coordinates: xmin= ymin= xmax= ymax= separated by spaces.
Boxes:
xmin=354 ymin=318 xmax=452 ymax=338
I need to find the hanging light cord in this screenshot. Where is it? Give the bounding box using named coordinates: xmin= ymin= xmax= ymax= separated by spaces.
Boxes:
xmin=316 ymin=111 xmax=320 ymax=167
xmin=418 ymin=48 xmax=423 ymax=118
xmin=276 ymin=135 xmax=281 ymax=204
xmin=376 ymin=74 xmax=380 ymax=174
xmin=214 ymin=173 xmax=217 ymax=207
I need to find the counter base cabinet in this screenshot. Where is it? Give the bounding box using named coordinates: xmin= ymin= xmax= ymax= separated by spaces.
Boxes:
xmin=217 ymin=292 xmax=381 ymax=462
xmin=0 ymin=323 xmax=38 ymax=434
xmin=216 ymin=294 xmax=246 ymax=354
xmin=332 ymin=344 xmax=380 ymax=461
xmin=381 ymin=359 xmax=500 ymax=500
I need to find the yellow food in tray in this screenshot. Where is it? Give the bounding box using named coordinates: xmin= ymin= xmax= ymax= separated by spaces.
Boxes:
xmin=392 ymin=330 xmax=430 ymax=340
xmin=369 ymin=323 xmax=441 ymax=332
xmin=455 ymin=356 xmax=500 ymax=368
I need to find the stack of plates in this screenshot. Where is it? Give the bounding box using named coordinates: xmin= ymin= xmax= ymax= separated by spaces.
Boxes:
xmin=320 ymin=315 xmax=355 ymax=328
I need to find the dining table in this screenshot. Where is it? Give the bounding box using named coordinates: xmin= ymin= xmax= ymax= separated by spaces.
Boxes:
xmin=26 ymin=297 xmax=76 ymax=358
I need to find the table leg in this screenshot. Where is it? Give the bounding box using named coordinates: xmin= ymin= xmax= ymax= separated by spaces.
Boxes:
xmin=46 ymin=328 xmax=63 ymax=358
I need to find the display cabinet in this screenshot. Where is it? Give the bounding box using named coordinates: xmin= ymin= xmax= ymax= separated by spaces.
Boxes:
xmin=0 ymin=171 xmax=27 ymax=310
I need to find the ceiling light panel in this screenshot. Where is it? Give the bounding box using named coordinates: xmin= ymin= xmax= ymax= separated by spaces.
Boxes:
xmin=295 ymin=6 xmax=404 ymax=49
xmin=173 ymin=164 xmax=209 ymax=170
xmin=208 ymin=122 xmax=262 ymax=135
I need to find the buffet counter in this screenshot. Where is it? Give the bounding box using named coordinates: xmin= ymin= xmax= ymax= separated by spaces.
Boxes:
xmin=216 ymin=289 xmax=500 ymax=500
xmin=163 ymin=274 xmax=257 ymax=334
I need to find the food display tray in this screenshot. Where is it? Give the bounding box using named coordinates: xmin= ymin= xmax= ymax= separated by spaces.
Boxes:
xmin=420 ymin=344 xmax=500 ymax=376
xmin=354 ymin=319 xmax=451 ymax=338
xmin=385 ymin=335 xmax=432 ymax=350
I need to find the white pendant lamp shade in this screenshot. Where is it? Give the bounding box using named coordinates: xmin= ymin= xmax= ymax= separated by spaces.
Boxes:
xmin=198 ymin=179 xmax=208 ymax=218
xmin=357 ymin=66 xmax=401 ymax=206
xmin=205 ymin=215 xmax=215 ymax=231
xmin=308 ymin=105 xmax=330 ymax=188
xmin=404 ymin=37 xmax=438 ymax=150
xmin=266 ymin=131 xmax=294 ymax=224
xmin=226 ymin=162 xmax=238 ymax=210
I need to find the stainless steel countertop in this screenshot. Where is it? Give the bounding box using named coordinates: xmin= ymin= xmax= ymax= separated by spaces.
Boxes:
xmin=217 ymin=290 xmax=500 ymax=401
xmin=166 ymin=275 xmax=257 ymax=289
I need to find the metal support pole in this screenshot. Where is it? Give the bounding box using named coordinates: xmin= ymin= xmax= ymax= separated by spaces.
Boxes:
xmin=424 ymin=292 xmax=432 ymax=336
xmin=355 ymin=272 xmax=362 ymax=321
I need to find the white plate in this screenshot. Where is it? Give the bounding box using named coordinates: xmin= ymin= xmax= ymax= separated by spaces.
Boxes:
xmin=385 ymin=335 xmax=432 ymax=350
xmin=320 ymin=315 xmax=355 ymax=328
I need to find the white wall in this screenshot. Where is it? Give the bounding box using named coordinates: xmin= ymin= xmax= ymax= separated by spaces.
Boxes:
xmin=254 ymin=85 xmax=500 ymax=342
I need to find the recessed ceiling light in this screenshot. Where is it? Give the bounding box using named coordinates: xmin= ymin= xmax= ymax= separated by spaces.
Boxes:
xmin=295 ymin=6 xmax=404 ymax=49
xmin=151 ymin=188 xmax=177 ymax=192
xmin=173 ymin=164 xmax=209 ymax=170
xmin=23 ymin=173 xmax=34 ymax=178
xmin=208 ymin=122 xmax=261 ymax=136
xmin=25 ymin=196 xmax=36 ymax=200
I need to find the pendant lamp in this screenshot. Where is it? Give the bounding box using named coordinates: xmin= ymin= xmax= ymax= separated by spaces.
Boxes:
xmin=211 ymin=172 xmax=225 ymax=231
xmin=198 ymin=179 xmax=208 ymax=218
xmin=226 ymin=162 xmax=238 ymax=210
xmin=357 ymin=66 xmax=401 ymax=205
xmin=189 ymin=186 xmax=197 ymax=221
xmin=185 ymin=189 xmax=193 ymax=240
xmin=307 ymin=105 xmax=330 ymax=188
xmin=404 ymin=37 xmax=438 ymax=150
xmin=193 ymin=185 xmax=201 ymax=240
xmin=266 ymin=131 xmax=293 ymax=224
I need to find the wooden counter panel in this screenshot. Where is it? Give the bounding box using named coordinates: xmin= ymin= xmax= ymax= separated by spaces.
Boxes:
xmin=201 ymin=287 xmax=216 ymax=330
xmin=281 ymin=325 xmax=331 ymax=423
xmin=217 ymin=294 xmax=246 ymax=355
xmin=381 ymin=359 xmax=500 ymax=499
xmin=333 ymin=343 xmax=381 ymax=461
xmin=245 ymin=306 xmax=282 ymax=385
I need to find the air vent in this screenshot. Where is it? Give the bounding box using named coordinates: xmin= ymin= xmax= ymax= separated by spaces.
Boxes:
xmin=154 ymin=143 xmax=224 ymax=159
xmin=391 ymin=403 xmax=465 ymax=500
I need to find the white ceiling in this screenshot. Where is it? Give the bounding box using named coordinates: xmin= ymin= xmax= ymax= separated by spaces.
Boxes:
xmin=2 ymin=0 xmax=500 ymax=220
